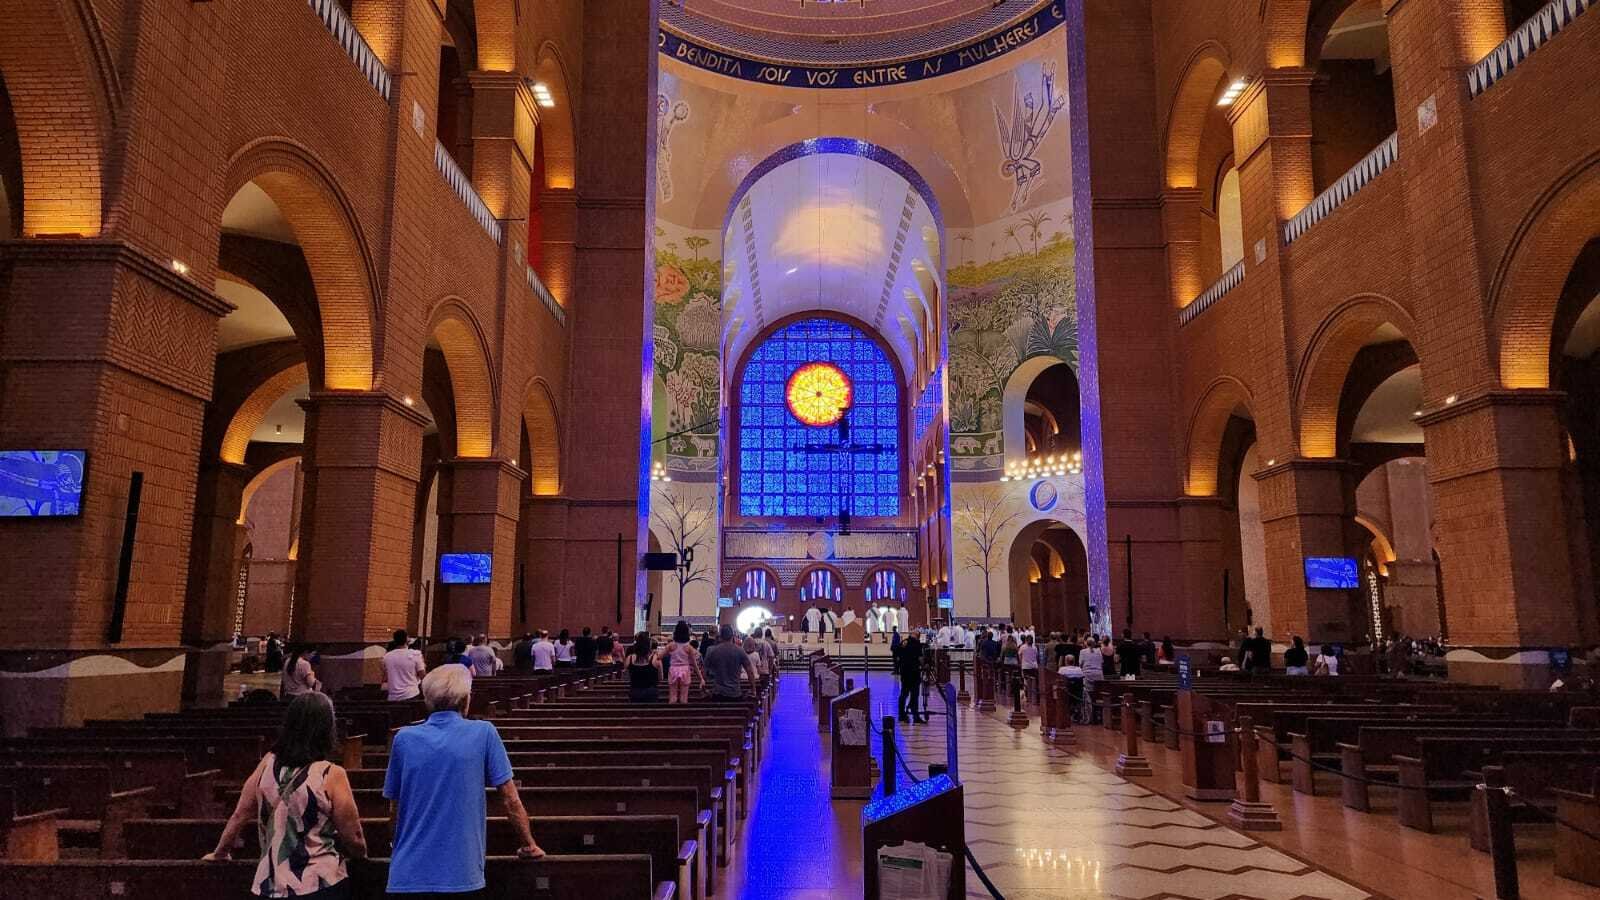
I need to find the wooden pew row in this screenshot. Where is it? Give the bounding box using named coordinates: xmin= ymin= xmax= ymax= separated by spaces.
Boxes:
xmin=0 ymin=765 xmax=155 ymax=858
xmin=1465 ymin=753 xmax=1600 ymax=852
xmin=1554 ymin=772 xmax=1600 ymax=887
xmin=0 ymin=855 xmax=672 ymax=900
xmin=1395 ymin=735 xmax=1600 ymax=832
xmin=1334 ymin=724 xmax=1597 ymax=808
xmin=1289 ymin=717 xmax=1561 ymax=794
xmin=31 ymin=723 xmax=366 ymax=770
xmin=2 ymin=735 xmax=263 ymax=781
xmin=0 ymin=748 xmax=221 ymax=817
xmin=123 ymin=816 xmax=698 ymax=900
xmin=0 ymin=786 xmax=66 ymax=863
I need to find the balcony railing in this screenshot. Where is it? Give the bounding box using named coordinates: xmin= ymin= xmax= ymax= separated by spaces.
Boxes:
xmin=1469 ymin=0 xmax=1592 ymax=97
xmin=1177 ymin=260 xmax=1245 ymax=327
xmin=434 ymin=141 xmax=503 ymax=245
xmin=526 ymin=266 xmax=566 ymax=327
xmin=307 ymin=0 xmax=391 ymax=100
xmin=1282 ymin=132 xmax=1398 ymax=246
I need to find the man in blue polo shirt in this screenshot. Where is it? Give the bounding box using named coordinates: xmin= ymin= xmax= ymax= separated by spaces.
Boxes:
xmin=385 ymin=664 xmax=543 ymax=895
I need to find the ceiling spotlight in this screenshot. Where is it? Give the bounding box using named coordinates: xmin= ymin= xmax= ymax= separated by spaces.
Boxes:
xmin=785 ymin=267 xmax=798 ymax=275
xmin=1217 ymin=78 xmax=1251 ymax=107
xmin=531 ymin=82 xmax=555 ymax=108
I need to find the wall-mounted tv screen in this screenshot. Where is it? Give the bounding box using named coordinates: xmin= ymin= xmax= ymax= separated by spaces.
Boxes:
xmin=0 ymin=450 xmax=87 ymax=517
xmin=439 ymin=552 xmax=492 ymax=584
xmin=1304 ymin=556 xmax=1359 ymax=589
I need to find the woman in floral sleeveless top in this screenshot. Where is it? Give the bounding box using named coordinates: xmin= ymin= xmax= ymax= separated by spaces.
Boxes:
xmin=207 ymin=692 xmax=367 ymax=898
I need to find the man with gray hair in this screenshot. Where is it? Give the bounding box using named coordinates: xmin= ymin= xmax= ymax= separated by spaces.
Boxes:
xmin=384 ymin=665 xmax=543 ymax=894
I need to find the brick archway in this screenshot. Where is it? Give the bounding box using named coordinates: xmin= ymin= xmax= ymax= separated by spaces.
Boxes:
xmin=223 ymin=139 xmax=381 ymax=392
xmin=533 ymin=42 xmax=577 ymax=190
xmin=1184 ymin=375 xmax=1256 ymax=496
xmin=520 ymin=376 xmax=561 ymax=495
xmin=1294 ymin=295 xmax=1420 ymax=458
xmin=1492 ymin=152 xmax=1600 ymax=389
xmin=427 ymin=298 xmax=498 ymax=459
xmin=1163 ymin=42 xmax=1232 ymax=191
xmin=0 ymin=0 xmax=114 ymax=236
xmin=220 ymin=362 xmax=310 ymax=465
xmin=1259 ymin=0 xmax=1315 ymax=68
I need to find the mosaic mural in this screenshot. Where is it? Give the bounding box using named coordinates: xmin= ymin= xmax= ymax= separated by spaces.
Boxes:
xmin=947 ymin=195 xmax=1077 ymax=472
xmin=653 ymin=221 xmax=723 ymax=471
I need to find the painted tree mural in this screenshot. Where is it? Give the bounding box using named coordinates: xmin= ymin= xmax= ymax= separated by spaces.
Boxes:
xmin=955 ymin=485 xmax=1022 ymax=618
xmin=651 ymin=482 xmax=713 ymax=618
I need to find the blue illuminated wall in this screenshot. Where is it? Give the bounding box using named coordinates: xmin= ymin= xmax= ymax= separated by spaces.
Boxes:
xmin=737 ymin=318 xmax=901 ymax=518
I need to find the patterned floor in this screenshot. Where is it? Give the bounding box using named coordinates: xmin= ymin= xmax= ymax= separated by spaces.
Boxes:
xmin=879 ymin=681 xmax=1376 ymax=900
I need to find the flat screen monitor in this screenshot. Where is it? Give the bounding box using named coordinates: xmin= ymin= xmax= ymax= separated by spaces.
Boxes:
xmin=439 ymin=552 xmax=492 ymax=584
xmin=0 ymin=450 xmax=87 ymax=517
xmin=717 ymin=597 xmax=734 ymax=608
xmin=1304 ymin=556 xmax=1359 ymax=589
xmin=936 ymin=597 xmax=954 ymax=609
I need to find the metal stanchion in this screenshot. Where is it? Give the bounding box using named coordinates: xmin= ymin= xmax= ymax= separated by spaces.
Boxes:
xmin=882 ymin=715 xmax=898 ymax=796
xmin=1481 ymin=770 xmax=1520 ymax=899
xmin=1006 ymin=670 xmax=1029 ymax=729
xmin=1114 ymin=692 xmax=1153 ymax=776
xmin=956 ymin=659 xmax=971 ymax=703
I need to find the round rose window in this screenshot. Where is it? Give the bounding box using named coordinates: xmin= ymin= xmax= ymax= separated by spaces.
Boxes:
xmin=786 ymin=362 xmax=853 ymax=426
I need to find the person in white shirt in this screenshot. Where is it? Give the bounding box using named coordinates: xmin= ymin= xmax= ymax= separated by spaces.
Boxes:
xmin=382 ymin=629 xmax=426 ymax=701
xmin=553 ymin=629 xmax=576 ymax=667
xmin=1018 ymin=635 xmax=1040 ymax=702
xmin=466 ymin=634 xmax=502 ymax=677
xmin=530 ymin=631 xmax=557 ymax=671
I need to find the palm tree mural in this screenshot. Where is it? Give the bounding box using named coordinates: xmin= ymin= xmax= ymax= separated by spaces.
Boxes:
xmin=1021 ymin=211 xmax=1051 ymax=254
xmin=1003 ymin=225 xmax=1023 ymax=256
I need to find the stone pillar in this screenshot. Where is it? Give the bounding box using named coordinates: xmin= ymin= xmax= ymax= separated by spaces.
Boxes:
xmin=1423 ymin=391 xmax=1582 ymax=685
xmin=437 ymin=458 xmax=524 ymax=637
xmin=296 ymin=391 xmax=427 ymax=689
xmin=182 ymin=461 xmax=253 ymax=646
xmin=1254 ymin=459 xmax=1359 ymax=642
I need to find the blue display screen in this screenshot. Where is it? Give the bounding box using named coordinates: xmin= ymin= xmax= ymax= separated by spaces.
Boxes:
xmin=440 ymin=553 xmax=492 ymax=584
xmin=0 ymin=450 xmax=86 ymax=517
xmin=737 ymin=318 xmax=900 ymax=517
xmin=1304 ymin=556 xmax=1359 ymax=589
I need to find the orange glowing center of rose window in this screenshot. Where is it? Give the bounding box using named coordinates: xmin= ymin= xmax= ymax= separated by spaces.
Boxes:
xmin=786 ymin=363 xmax=853 ymax=426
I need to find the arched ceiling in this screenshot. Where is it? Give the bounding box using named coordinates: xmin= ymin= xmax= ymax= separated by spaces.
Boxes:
xmin=721 ymin=150 xmax=938 ymax=375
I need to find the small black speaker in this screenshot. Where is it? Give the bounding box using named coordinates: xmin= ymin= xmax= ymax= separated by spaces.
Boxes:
xmin=108 ymin=471 xmax=143 ymax=643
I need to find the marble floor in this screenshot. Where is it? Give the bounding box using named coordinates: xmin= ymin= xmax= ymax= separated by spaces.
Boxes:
xmin=722 ymin=673 xmax=1379 ymax=899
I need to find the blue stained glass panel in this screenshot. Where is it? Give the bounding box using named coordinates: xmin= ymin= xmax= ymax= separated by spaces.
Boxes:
xmin=737 ymin=318 xmax=901 ymax=517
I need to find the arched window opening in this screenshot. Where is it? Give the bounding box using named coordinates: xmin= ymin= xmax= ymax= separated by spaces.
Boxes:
xmin=1217 ymin=167 xmax=1244 ymax=271
xmin=1308 ymin=0 xmax=1397 ymax=194
xmin=436 ymin=1 xmax=477 ymax=177
xmin=735 ymin=317 xmax=901 ymax=519
xmin=1023 ymin=362 xmax=1081 ymax=462
xmin=0 ymin=74 xmax=19 ymax=239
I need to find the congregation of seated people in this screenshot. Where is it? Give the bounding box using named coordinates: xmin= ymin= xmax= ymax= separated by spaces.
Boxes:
xmin=0 ymin=622 xmax=776 ymax=900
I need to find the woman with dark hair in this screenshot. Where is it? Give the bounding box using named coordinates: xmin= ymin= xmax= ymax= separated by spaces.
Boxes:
xmin=624 ymin=632 xmax=662 ymax=702
xmin=206 ymin=692 xmax=366 ymax=897
xmin=663 ymin=620 xmax=704 ymax=704
xmin=280 ymin=644 xmax=320 ymax=697
xmin=554 ymin=629 xmax=576 ymax=668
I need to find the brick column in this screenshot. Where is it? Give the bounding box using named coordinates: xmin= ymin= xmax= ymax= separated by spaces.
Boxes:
xmin=1176 ymin=497 xmax=1230 ymax=639
xmin=1254 ymin=459 xmax=1361 ymax=642
xmin=182 ymin=461 xmax=253 ymax=645
xmin=522 ymin=496 xmax=572 ymax=627
xmin=466 ymin=71 xmax=534 ymax=226
xmin=1422 ymin=391 xmax=1582 ymax=684
xmin=295 ymin=391 xmax=427 ymax=688
xmin=1161 ymin=188 xmax=1204 ymax=307
xmin=537 ymin=187 xmax=577 ymax=307
xmin=436 ymin=457 xmax=524 ymax=637
xmin=0 ymin=241 xmax=229 ymax=731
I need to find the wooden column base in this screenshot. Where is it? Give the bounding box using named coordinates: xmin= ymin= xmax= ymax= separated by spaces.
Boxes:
xmin=1227 ymin=799 xmax=1283 ymax=831
xmin=975 ymin=699 xmax=995 ymax=711
xmin=1044 ymin=727 xmax=1075 ymax=746
xmin=1007 ymin=709 xmax=1030 ymax=729
xmin=1115 ymin=754 xmax=1153 ymax=777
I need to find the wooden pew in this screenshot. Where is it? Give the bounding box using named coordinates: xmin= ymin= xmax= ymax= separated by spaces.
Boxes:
xmin=0 ymin=785 xmax=64 ymax=862
xmin=1465 ymin=753 xmax=1600 ymax=851
xmin=1288 ymin=717 xmax=1551 ymax=795
xmin=0 ymin=748 xmax=221 ymax=817
xmin=37 ymin=722 xmax=366 ymax=769
xmin=124 ymin=816 xmax=698 ymax=900
xmin=1554 ymin=771 xmax=1600 ymax=887
xmin=0 ymin=854 xmax=672 ymax=900
xmin=1335 ymin=724 xmax=1593 ymax=810
xmin=0 ymin=766 xmax=155 ymax=857
xmin=2 ymin=735 xmax=266 ymax=780
xmin=1395 ymin=735 xmax=1600 ymax=831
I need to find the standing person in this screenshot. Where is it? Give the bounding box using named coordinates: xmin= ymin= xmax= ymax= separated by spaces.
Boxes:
xmin=1019 ymin=634 xmax=1040 ymax=702
xmin=595 ymin=627 xmax=617 ymax=666
xmin=383 ymin=629 xmax=426 ymax=702
xmin=575 ymin=627 xmax=598 ymax=668
xmin=466 ymin=635 xmax=501 ymax=678
xmin=802 ymin=606 xmax=818 ymax=643
xmin=760 ymin=628 xmax=779 ymax=675
xmin=280 ymin=645 xmax=320 ymax=697
xmin=1116 ymin=629 xmax=1143 ymax=678
xmin=664 ymin=621 xmax=705 ymax=704
xmin=553 ymin=629 xmax=576 ymax=668
xmin=1284 ymin=636 xmax=1310 ymax=675
xmin=624 ymin=632 xmax=662 ymax=703
xmin=1140 ymin=632 xmax=1157 ymax=668
xmin=1242 ymin=627 xmax=1272 ymax=674
xmin=205 ymin=692 xmax=367 ymax=898
xmin=529 ymin=631 xmax=556 ymax=673
xmin=512 ymin=633 xmax=534 ymax=673
xmin=383 ymin=666 xmax=544 ymax=895
xmin=890 ymin=627 xmax=902 ymax=655
xmin=704 ymin=625 xmax=758 ymax=701
xmin=1161 ymin=636 xmax=1176 ymax=665
xmin=896 ymin=630 xmax=927 ymax=724
xmin=263 ymin=633 xmax=284 ymax=674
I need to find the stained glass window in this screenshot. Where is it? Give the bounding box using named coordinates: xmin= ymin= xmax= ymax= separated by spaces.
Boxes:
xmin=737 ymin=318 xmax=901 ymax=517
